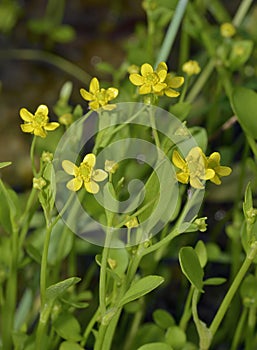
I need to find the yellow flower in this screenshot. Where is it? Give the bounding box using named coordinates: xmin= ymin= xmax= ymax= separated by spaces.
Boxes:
xmin=129 ymin=62 xmax=167 ymax=95
xmin=172 ymin=147 xmax=215 ymax=189
xmin=33 ymin=177 xmax=47 ymax=190
xmin=104 ymin=160 xmax=119 ymax=174
xmin=182 ymin=60 xmax=201 ymax=76
xmin=220 ymin=22 xmax=236 ymax=38
xmin=80 ymin=77 xmax=119 ymax=111
xmin=62 ymin=153 xmax=107 ymax=194
xmin=20 ymin=105 xmax=59 ymax=138
xmin=125 ymin=217 xmax=139 ymax=228
xmin=207 ymin=152 xmax=232 ymax=185
xmin=156 ymin=73 xmax=184 ymax=97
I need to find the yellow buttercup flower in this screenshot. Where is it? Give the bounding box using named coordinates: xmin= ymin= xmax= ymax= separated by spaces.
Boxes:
xmin=207 ymin=152 xmax=232 ymax=185
xmin=20 ymin=105 xmax=59 ymax=138
xmin=182 ymin=60 xmax=201 ymax=76
xmin=62 ymin=153 xmax=107 ymax=194
xmin=156 ymin=73 xmax=184 ymax=97
xmin=129 ymin=62 xmax=167 ymax=95
xmin=172 ymin=147 xmax=215 ymax=189
xmin=220 ymin=23 xmax=236 ymax=38
xmin=80 ymin=77 xmax=119 ymax=111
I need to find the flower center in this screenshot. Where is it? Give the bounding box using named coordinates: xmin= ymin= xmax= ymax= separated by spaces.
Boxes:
xmin=96 ymin=89 xmax=108 ymax=105
xmin=34 ymin=112 xmax=48 ymax=126
xmin=79 ymin=162 xmax=92 ymax=182
xmin=145 ymin=72 xmax=159 ymax=85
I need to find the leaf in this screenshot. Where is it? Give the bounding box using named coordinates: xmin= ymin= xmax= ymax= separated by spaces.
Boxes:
xmin=46 ymin=277 xmax=81 ymax=303
xmin=137 ymin=343 xmax=173 ymax=350
xmin=108 ymin=246 xmax=129 ymax=278
xmin=53 ymin=312 xmax=82 ymax=342
xmin=119 ymin=275 xmax=164 ymax=306
xmin=165 ymin=326 xmax=187 ymax=348
xmin=243 ymin=182 xmax=253 ymax=219
xmin=195 ymin=240 xmax=207 ymax=268
xmin=231 ymin=87 xmax=257 ymax=139
xmin=0 ymin=161 xmax=12 ymax=169
xmin=179 ymin=247 xmax=204 ymax=292
xmin=153 ymin=309 xmax=175 ymax=329
xmin=0 ymin=179 xmax=19 ymax=233
xmin=59 ymin=341 xmax=84 ymax=350
xmin=204 ymin=278 xmax=226 ymax=286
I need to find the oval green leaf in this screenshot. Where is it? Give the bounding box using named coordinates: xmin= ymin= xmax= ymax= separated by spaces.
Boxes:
xmin=179 ymin=247 xmax=204 ymax=292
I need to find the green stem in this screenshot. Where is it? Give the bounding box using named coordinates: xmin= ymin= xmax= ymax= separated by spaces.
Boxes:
xmin=231 ymin=307 xmax=247 ymax=350
xmin=30 ymin=135 xmax=37 ymax=176
xmin=81 ymin=307 xmax=100 ymax=347
xmin=1 ymin=225 xmax=19 ymax=350
xmin=155 ymin=0 xmax=189 ymax=65
xmin=40 ymin=222 xmax=53 ymax=305
xmin=179 ymin=285 xmax=194 ymax=330
xmin=179 ymin=75 xmax=189 ymax=103
xmin=0 ymin=49 xmax=91 ymax=84
xmin=233 ymin=0 xmax=254 ymax=26
xmin=149 ymin=108 xmax=161 ymax=149
xmin=246 ymin=305 xmax=256 ymax=350
xmin=186 ymin=60 xmax=215 ymax=103
xmin=209 ymin=241 xmax=257 ymax=337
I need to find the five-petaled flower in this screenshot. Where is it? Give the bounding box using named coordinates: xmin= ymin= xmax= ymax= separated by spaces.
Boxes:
xmin=172 ymin=147 xmax=215 ymax=189
xmin=62 ymin=153 xmax=107 ymax=194
xmin=207 ymin=152 xmax=232 ymax=185
xmin=129 ymin=62 xmax=184 ymax=97
xmin=20 ymin=105 xmax=59 ymax=138
xmin=80 ymin=77 xmax=119 ymax=111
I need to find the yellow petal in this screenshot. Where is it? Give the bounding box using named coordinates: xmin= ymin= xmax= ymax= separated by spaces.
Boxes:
xmin=217 ymin=166 xmax=232 ymax=176
xmin=36 ymin=105 xmax=48 ymax=116
xmin=141 ymin=63 xmax=153 ymax=76
xmin=157 ymin=62 xmax=168 ymax=72
xmin=157 ymin=69 xmax=167 ymax=82
xmin=172 ymin=150 xmax=186 ymax=170
xmin=210 ymin=174 xmax=221 ymax=185
xmin=202 ymin=168 xmax=215 ymax=180
xmin=93 ymin=169 xmax=108 ymax=182
xmin=67 ymin=177 xmax=83 ymax=191
xmin=80 ymin=88 xmax=93 ymax=101
xmin=208 ymin=152 xmax=220 ymax=167
xmin=177 ymin=172 xmax=189 ymax=184
xmin=34 ymin=127 xmax=46 ymax=138
xmin=85 ymin=180 xmax=99 ymax=194
xmin=83 ymin=153 xmax=96 ymax=168
xmin=153 ymin=82 xmax=167 ymax=92
xmin=164 ymin=89 xmax=180 ymax=98
xmin=90 ymin=77 xmax=100 ymax=93
xmin=103 ymin=104 xmax=116 ymax=110
xmin=89 ymin=100 xmax=100 ymax=110
xmin=62 ymin=160 xmax=78 ymax=175
xmin=107 ymin=87 xmax=119 ymax=100
xmin=20 ymin=124 xmax=34 ymax=133
xmin=168 ymin=76 xmax=184 ymax=88
xmin=129 ymin=74 xmax=144 ymax=86
xmin=20 ymin=108 xmax=33 ymax=122
xmin=139 ymin=84 xmax=151 ymax=94
xmin=190 ymin=177 xmax=204 ymax=189
xmin=44 ymin=122 xmax=60 ymax=131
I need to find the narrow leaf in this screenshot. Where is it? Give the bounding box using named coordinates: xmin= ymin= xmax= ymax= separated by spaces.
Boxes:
xmin=119 ymin=275 xmax=164 ymax=306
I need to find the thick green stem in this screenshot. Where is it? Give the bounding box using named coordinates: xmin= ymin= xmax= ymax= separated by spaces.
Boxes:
xmin=209 ymin=242 xmax=257 ymax=337
xmin=40 ymin=222 xmax=53 ymax=305
xmin=233 ymin=0 xmax=254 ymax=26
xmin=155 ymin=0 xmax=188 ymax=65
